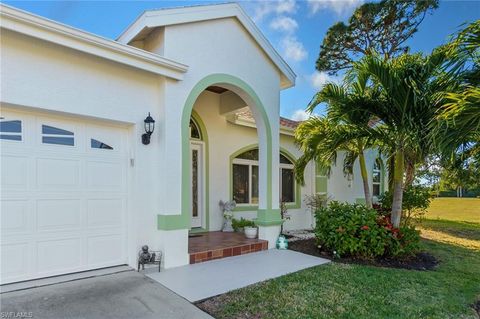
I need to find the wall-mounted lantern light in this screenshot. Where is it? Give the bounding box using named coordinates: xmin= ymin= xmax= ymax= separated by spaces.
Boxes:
xmin=142 ymin=113 xmax=155 ymax=145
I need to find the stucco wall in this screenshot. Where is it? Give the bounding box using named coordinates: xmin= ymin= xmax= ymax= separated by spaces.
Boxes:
xmin=327 ymin=149 xmax=385 ymax=204
xmin=1 ymin=29 xmax=169 ymax=267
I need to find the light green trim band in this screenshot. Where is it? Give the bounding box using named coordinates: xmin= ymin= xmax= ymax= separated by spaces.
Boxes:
xmin=191 ymin=110 xmax=210 ymax=231
xmin=355 ymin=198 xmax=366 ymax=204
xmin=234 ymin=205 xmax=260 ymax=212
xmin=255 ymin=209 xmax=283 ymax=226
xmin=157 ymin=214 xmax=190 ymax=230
xmin=189 ymin=227 xmax=208 ymax=234
xmin=179 ymin=74 xmax=273 ymax=231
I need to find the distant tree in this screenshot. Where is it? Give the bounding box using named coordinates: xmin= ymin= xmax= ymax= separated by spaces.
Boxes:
xmin=439 ymin=153 xmax=479 ymax=197
xmin=316 ymin=0 xmax=439 ymax=75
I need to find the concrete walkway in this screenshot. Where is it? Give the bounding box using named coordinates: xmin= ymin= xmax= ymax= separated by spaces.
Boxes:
xmin=1 ymin=271 xmax=213 ymax=319
xmin=148 ymin=249 xmax=330 ymax=302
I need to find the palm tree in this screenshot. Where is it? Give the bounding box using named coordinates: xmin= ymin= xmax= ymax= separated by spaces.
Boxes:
xmin=437 ymin=20 xmax=480 ymax=150
xmin=294 ymin=77 xmax=381 ymax=208
xmin=352 ymin=51 xmax=459 ymax=227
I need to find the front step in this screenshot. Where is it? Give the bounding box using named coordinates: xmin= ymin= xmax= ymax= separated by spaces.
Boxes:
xmin=188 ymin=230 xmax=269 ymax=264
xmin=189 ymin=241 xmax=268 ymax=264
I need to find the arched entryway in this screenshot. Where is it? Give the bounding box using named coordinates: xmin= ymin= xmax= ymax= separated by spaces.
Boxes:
xmin=157 ymin=74 xmax=283 ymax=269
xmin=180 ymin=74 xmax=281 ymax=231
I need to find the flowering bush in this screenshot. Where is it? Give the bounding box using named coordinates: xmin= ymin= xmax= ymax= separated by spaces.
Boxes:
xmin=315 ymin=202 xmax=420 ymax=259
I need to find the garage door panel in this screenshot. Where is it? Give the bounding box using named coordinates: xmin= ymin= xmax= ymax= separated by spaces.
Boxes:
xmin=36 ymin=199 xmax=82 ymax=232
xmin=87 ymin=160 xmax=124 ymax=190
xmin=36 ymin=238 xmax=83 ymax=275
xmin=1 ymin=243 xmax=29 ymax=281
xmin=87 ymin=234 xmax=125 ymax=266
xmin=87 ymin=199 xmax=124 ymax=228
xmin=1 ymin=155 xmax=28 ymax=190
xmin=36 ymin=117 xmax=83 ymax=151
xmin=86 ymin=123 xmax=126 ymax=154
xmin=1 ymin=200 xmax=29 ymax=234
xmin=36 ymin=158 xmax=80 ymax=189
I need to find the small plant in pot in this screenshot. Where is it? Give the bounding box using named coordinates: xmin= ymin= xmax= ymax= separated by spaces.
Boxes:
xmin=232 ymin=218 xmax=257 ymax=238
xmin=244 ymin=222 xmax=257 ymax=239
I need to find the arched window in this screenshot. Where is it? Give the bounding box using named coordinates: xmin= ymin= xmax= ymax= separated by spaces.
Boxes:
xmin=232 ymin=148 xmax=296 ymax=204
xmin=372 ymin=158 xmax=382 ymax=196
xmin=189 ymin=118 xmax=202 ymax=140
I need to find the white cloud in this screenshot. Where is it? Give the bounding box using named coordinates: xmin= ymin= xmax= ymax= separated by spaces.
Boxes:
xmin=291 ymin=109 xmax=310 ymax=121
xmin=281 ymin=36 xmax=308 ymax=62
xmin=270 ymin=16 xmax=298 ymax=33
xmin=276 ymin=0 xmax=297 ymax=14
xmin=310 ymin=71 xmax=338 ymax=89
xmin=252 ymin=0 xmax=297 ymax=22
xmin=307 ymin=0 xmax=363 ymax=17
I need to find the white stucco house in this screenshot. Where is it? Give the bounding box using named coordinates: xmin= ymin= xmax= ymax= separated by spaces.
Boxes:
xmin=0 ymin=3 xmax=385 ymax=284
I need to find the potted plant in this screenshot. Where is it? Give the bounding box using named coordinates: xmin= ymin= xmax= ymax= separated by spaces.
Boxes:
xmin=232 ymin=217 xmax=246 ymax=232
xmin=243 ymin=220 xmax=257 ymax=239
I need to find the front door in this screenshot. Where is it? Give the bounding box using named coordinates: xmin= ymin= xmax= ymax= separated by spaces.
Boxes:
xmin=190 ymin=142 xmax=204 ymax=228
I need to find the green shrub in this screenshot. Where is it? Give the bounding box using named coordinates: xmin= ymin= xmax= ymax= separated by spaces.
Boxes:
xmin=379 ymin=185 xmax=432 ymax=226
xmin=315 ymin=202 xmax=420 ymax=259
xmin=232 ymin=217 xmax=255 ymax=232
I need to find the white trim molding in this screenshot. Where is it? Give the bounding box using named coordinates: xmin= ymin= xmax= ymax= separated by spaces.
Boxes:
xmin=0 ymin=4 xmax=189 ymax=80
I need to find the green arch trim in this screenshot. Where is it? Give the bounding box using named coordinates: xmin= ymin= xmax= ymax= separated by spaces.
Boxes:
xmin=158 ymin=74 xmax=275 ymax=230
xmin=229 ymin=144 xmax=301 ymax=211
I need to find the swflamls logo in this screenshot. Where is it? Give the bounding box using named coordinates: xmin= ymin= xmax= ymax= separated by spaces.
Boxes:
xmin=0 ymin=312 xmax=33 ymax=318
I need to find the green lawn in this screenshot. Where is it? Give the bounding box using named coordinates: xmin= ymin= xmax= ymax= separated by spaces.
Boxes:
xmin=425 ymin=197 xmax=480 ymax=223
xmin=198 ymin=199 xmax=480 ymax=319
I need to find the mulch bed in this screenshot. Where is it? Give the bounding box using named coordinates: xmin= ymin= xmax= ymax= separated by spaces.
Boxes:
xmin=473 ymin=300 xmax=480 ymax=317
xmin=289 ymin=238 xmax=439 ymax=271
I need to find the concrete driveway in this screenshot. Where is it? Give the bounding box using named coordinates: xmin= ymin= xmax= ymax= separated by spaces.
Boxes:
xmin=0 ymin=271 xmax=213 ymax=319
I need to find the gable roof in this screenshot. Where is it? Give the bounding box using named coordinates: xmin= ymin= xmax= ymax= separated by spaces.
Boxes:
xmin=0 ymin=3 xmax=188 ymax=80
xmin=117 ymin=3 xmax=296 ymax=89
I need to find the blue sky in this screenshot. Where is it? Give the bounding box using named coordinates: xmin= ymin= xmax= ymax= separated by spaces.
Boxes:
xmin=5 ymin=0 xmax=479 ymax=120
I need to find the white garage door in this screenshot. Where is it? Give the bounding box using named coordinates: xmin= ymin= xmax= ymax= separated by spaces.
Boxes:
xmin=1 ymin=110 xmax=129 ymax=284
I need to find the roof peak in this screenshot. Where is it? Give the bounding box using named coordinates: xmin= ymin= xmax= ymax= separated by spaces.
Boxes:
xmin=117 ymin=3 xmax=295 ymax=89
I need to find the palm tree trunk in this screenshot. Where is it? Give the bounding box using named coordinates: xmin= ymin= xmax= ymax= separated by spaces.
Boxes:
xmin=358 ymin=151 xmax=372 ymax=208
xmin=404 ymin=163 xmax=415 ymax=188
xmin=391 ymin=150 xmax=404 ymax=227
